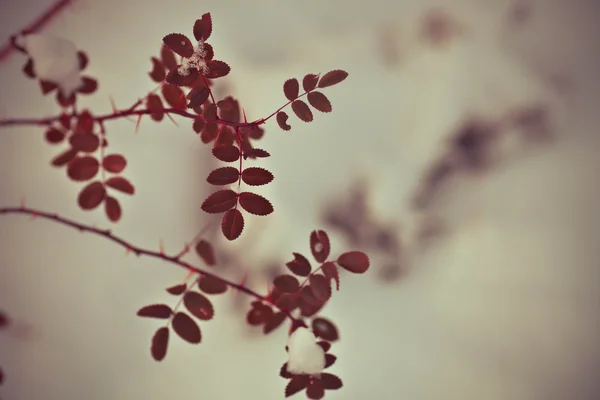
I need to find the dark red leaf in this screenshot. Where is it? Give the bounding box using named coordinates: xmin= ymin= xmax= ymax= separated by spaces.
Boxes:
xmin=241 ymin=167 xmax=273 ymax=186
xmin=291 ymin=100 xmax=313 ymax=122
xmin=187 ymin=86 xmax=210 ymax=109
xmin=200 ymin=121 xmax=218 ymax=143
xmin=69 ymin=133 xmax=100 ymax=153
xmin=273 ymin=274 xmax=300 ymax=293
xmin=310 ymin=230 xmax=330 ymax=263
xmin=238 ymin=192 xmax=273 ymax=216
xmin=40 ymin=80 xmax=57 ymax=94
xmin=102 ymin=154 xmax=127 ymax=173
xmin=51 ymin=148 xmax=78 ymax=167
xmin=280 ymin=363 xmax=293 ymax=379
xmin=311 ymin=317 xmax=339 ymax=341
xmin=198 ymin=275 xmax=228 ymax=294
xmin=307 ymin=91 xmax=332 ymax=113
xmin=149 ymin=57 xmax=166 ymax=82
xmin=23 ymin=58 xmax=35 ymax=78
xmin=322 ymin=262 xmax=340 ymax=291
xmin=45 ymin=127 xmax=64 ymax=144
xmin=0 ymin=312 xmax=8 ymax=328
xmin=246 ymin=303 xmax=273 ymax=325
xmin=324 ymin=354 xmax=337 ymax=368
xmin=201 ymin=189 xmax=238 ymax=213
xmin=212 ymin=145 xmax=240 ymax=162
xmin=214 ymin=127 xmax=235 ymax=148
xmin=222 ymin=208 xmax=244 ymax=240
xmin=163 ymin=33 xmax=194 ymax=58
xmin=77 ymin=181 xmax=106 ymax=211
xmin=283 ymin=78 xmax=299 ymax=100
xmin=105 ymin=176 xmax=135 ymax=195
xmin=317 ymin=341 xmax=331 ymax=352
xmin=300 ymin=285 xmax=322 ymax=307
xmin=263 ymin=311 xmax=286 ymax=334
xmin=147 ymin=94 xmax=164 ymax=121
xmin=273 ymin=293 xmax=299 ymax=312
xmin=74 ymin=110 xmax=94 ymax=134
xmin=276 ymin=111 xmax=291 ymax=131
xmin=77 ymin=51 xmax=89 ymax=70
xmin=195 ymin=239 xmax=216 ymax=266
xmin=286 ymin=252 xmax=312 ymax=277
xmin=161 ymin=44 xmax=178 ymax=70
xmin=246 ymin=148 xmax=270 ymax=159
xmin=56 ymin=90 xmax=75 ymax=107
xmin=67 ymin=156 xmax=99 ymax=181
xmin=166 ymin=67 xmax=199 ymax=86
xmin=192 ymin=118 xmax=206 ymax=133
xmin=171 ymin=312 xmax=201 ymax=344
xmin=309 ymin=274 xmax=331 ymax=302
xmin=137 ymin=304 xmax=172 ymax=319
xmin=162 ymin=83 xmax=186 ymax=109
xmin=317 ymin=69 xmax=349 ymax=88
xmin=151 ymin=327 xmax=169 ymax=361
xmin=306 ymin=380 xmax=325 ymax=400
xmin=166 ymin=283 xmax=187 ymax=295
xmin=337 ymin=251 xmax=370 ymax=273
xmin=104 ymin=195 xmax=121 ymax=222
xmin=204 ymin=60 xmax=230 ymax=79
xmin=193 ymin=13 xmax=212 ymax=41
xmin=59 ymin=113 xmax=71 ymax=129
xmin=285 ymin=376 xmax=310 ymax=397
xmin=78 ymin=77 xmax=98 ymax=94
xmin=216 ymin=96 xmax=240 ymax=123
xmin=303 ymin=73 xmax=319 ymax=92
xmin=183 ymin=291 xmax=214 ymax=321
xmin=207 ymin=166 xmax=239 ymax=185
xmin=320 ymin=373 xmax=343 ymax=390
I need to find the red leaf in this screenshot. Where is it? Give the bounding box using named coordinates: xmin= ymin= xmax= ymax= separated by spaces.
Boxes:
xmin=307 ymin=91 xmax=332 ymax=113
xmin=102 ymin=154 xmax=127 ymax=173
xmin=45 ymin=128 xmax=64 ymax=144
xmin=238 ymin=192 xmax=273 ymax=216
xmin=149 ymin=57 xmax=166 ymax=83
xmin=212 ymin=145 xmax=240 ymax=162
xmin=162 ymin=83 xmax=186 ymax=109
xmin=310 ymin=230 xmax=330 ymax=263
xmin=193 ymin=13 xmax=212 ymax=41
xmin=198 ymin=275 xmax=228 ymax=294
xmin=300 ymin=285 xmax=322 ymax=307
xmin=195 ymin=239 xmax=216 ymax=266
xmin=151 ymin=327 xmax=169 ymax=361
xmin=192 ymin=118 xmax=206 ymax=133
xmin=51 ymin=148 xmax=78 ymax=167
xmin=291 ymin=100 xmax=313 ymax=122
xmin=163 ymin=33 xmax=194 ymax=58
xmin=0 ymin=312 xmax=8 ymax=328
xmin=241 ymin=167 xmax=273 ymax=186
xmin=286 ymin=253 xmax=312 ymax=277
xmin=201 ymin=189 xmax=238 ymax=213
xmin=246 ymin=303 xmax=272 ymax=325
xmin=78 ymin=77 xmax=98 ymax=94
xmin=204 ymin=60 xmax=230 ymax=79
xmin=317 ymin=341 xmax=331 ymax=352
xmin=146 ymin=94 xmax=164 ymax=121
xmin=69 ymin=133 xmax=100 ymax=153
xmin=274 ymin=293 xmax=299 ymax=312
xmin=137 ymin=304 xmax=172 ymax=319
xmin=77 ymin=181 xmax=106 ymax=210
xmin=74 ymin=111 xmax=94 ymax=134
xmin=104 ymin=196 xmax=121 ymax=222
xmin=105 ymin=176 xmax=135 ymax=195
xmin=207 ymin=166 xmax=239 ymax=185
xmin=187 ymin=86 xmax=210 ymax=109
xmin=40 ymin=80 xmax=57 ymax=94
xmin=322 ymin=262 xmax=340 ymax=291
xmin=324 ymin=354 xmax=337 ymax=368
xmin=306 ymin=380 xmax=325 ymax=400
xmin=337 ymin=251 xmax=370 ymax=273
xmin=283 ymin=78 xmax=299 ymax=100
xmin=214 ymin=127 xmax=235 ymax=148
xmin=317 ymin=69 xmax=349 ymax=88
xmin=56 ymin=91 xmax=75 ymax=107
xmin=201 ymin=122 xmax=219 ymax=143
xmin=77 ymin=51 xmax=89 ymax=70
xmin=222 ymin=208 xmax=244 ymax=240
xmin=263 ymin=311 xmax=286 ymax=334
xmin=166 ymin=283 xmax=187 ymax=295
xmin=276 ymin=111 xmax=291 ymax=131
xmin=312 ymin=317 xmax=339 ymax=341
xmin=273 ymin=274 xmax=300 ymax=293
xmin=309 ymin=274 xmax=331 ymax=302
xmin=171 ymin=312 xmax=201 ymax=344
xmin=59 ymin=113 xmax=71 ymax=129
xmin=183 ymin=291 xmax=214 ymax=321
xmin=67 ymin=156 xmax=99 ymax=181
xmin=248 ymin=148 xmax=270 ymax=158
xmin=23 ymin=58 xmax=35 ymax=78
xmin=160 ymin=44 xmax=178 ymax=70
xmin=166 ymin=67 xmax=199 ymax=86
xmin=285 ymin=376 xmax=310 ymax=397
xmin=302 ymin=73 xmax=319 ymax=92
xmin=320 ymin=373 xmax=343 ymax=390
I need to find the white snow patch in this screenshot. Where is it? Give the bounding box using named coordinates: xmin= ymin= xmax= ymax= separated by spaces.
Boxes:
xmin=286 ymin=327 xmax=326 ymax=375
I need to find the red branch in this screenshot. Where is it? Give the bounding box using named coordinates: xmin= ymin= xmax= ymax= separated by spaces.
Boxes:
xmin=0 ymin=205 xmax=295 ymax=320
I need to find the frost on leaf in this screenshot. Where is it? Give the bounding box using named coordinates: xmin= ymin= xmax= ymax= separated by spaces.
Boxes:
xmin=102 ymin=154 xmax=127 ymax=173
xmin=310 ymin=230 xmax=330 ymax=263
xmin=163 ymin=33 xmax=194 ymax=58
xmin=317 ymin=70 xmax=348 ymax=88
xmin=166 ymin=67 xmax=199 ymax=86
xmin=276 ymin=111 xmax=291 ymax=131
xmin=194 ymin=13 xmax=212 ymax=42
xmin=283 ymin=78 xmax=299 ymax=100
xmin=105 ymin=176 xmax=135 ymax=195
xmin=311 ymin=317 xmax=339 ymax=341
xmin=337 ymin=251 xmax=370 ymax=273
xmin=183 ymin=291 xmax=214 ymax=321
xmin=222 ymin=208 xmax=244 ymax=240
xmin=104 ymin=196 xmax=122 ymax=222
xmin=238 ymin=192 xmax=273 ymax=216
xmin=151 ymin=327 xmax=169 ymax=361
xmin=307 ymin=92 xmax=332 ymax=113
xmin=137 ymin=304 xmax=172 ymax=319
xmin=207 ymin=166 xmax=239 ymax=185
xmin=67 ymin=156 xmax=99 ymax=181
xmin=286 ymin=252 xmax=312 ymax=277
xmin=195 ymin=239 xmax=216 ymax=266
xmin=172 ymin=312 xmax=202 ymax=344
xmin=291 ymin=100 xmax=313 ymax=122
xmin=77 ymin=181 xmax=106 ymax=210
xmin=286 ymin=327 xmax=326 ymax=375
xmin=241 ymin=167 xmax=273 ymax=186
xmin=201 ymin=189 xmax=238 ymax=213
xmin=204 ymin=60 xmax=230 ymax=79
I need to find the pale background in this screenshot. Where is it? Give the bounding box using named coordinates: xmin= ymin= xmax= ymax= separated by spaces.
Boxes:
xmin=0 ymin=0 xmax=599 ymax=399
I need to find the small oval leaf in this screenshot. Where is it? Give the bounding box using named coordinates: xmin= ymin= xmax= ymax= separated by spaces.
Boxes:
xmin=212 ymin=145 xmax=240 ymax=162
xmin=151 ymin=327 xmax=169 ymax=361
xmin=283 ymin=78 xmax=299 ymax=100
xmin=104 ymin=195 xmax=122 ymax=222
xmin=286 ymin=253 xmax=312 ymax=277
xmin=105 ymin=176 xmax=135 ymax=195
xmin=291 ymin=100 xmax=313 ymax=122
xmin=183 ymin=291 xmax=214 ymax=321
xmin=77 ymin=181 xmax=106 ymax=210
xmin=207 ymin=166 xmax=239 ymax=185
xmin=311 ymin=317 xmax=339 ymax=341
xmin=137 ymin=304 xmax=172 ymax=319
xmin=198 ymin=275 xmax=228 ymax=294
xmin=273 ymin=274 xmax=300 ymax=293
xmin=317 ymin=69 xmax=349 ymax=88
xmin=337 ymin=251 xmax=370 ymax=273
xmin=201 ymin=189 xmax=238 ymax=213
xmin=195 ymin=240 xmax=216 ymax=266
xmin=307 ymin=91 xmax=332 ymax=113
xmin=241 ymin=167 xmax=273 ymax=186
xmin=222 ymin=208 xmax=244 ymax=240
xmin=67 ymin=156 xmax=99 ymax=181
xmin=102 ymin=154 xmax=127 ymax=173
xmin=238 ymin=192 xmax=273 ymax=216
xmin=171 ymin=312 xmax=201 ymax=343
